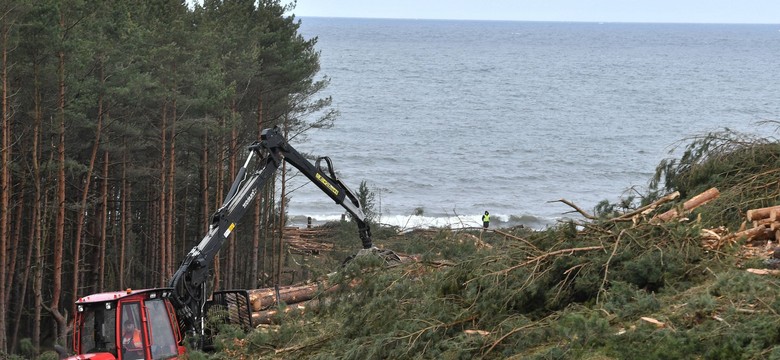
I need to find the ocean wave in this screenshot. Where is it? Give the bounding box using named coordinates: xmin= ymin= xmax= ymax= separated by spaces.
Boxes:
xmin=287 ymin=212 xmax=557 ymax=230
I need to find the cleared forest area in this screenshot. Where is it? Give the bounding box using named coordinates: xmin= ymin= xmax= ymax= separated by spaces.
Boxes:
xmin=196 ymin=129 xmax=780 ymax=360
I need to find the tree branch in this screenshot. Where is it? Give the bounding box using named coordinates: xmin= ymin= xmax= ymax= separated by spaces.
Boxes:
xmin=550 ymin=199 xmax=597 ymax=220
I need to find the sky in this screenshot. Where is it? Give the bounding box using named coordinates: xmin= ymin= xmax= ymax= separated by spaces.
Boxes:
xmin=290 ymin=0 xmax=780 ymax=24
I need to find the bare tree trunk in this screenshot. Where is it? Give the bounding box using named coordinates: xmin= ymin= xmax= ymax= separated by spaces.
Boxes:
xmin=276 ymin=124 xmax=288 ymax=286
xmin=167 ymin=97 xmax=177 ymax=281
xmin=251 ymin=101 xmax=263 ymax=288
xmin=50 ymin=15 xmax=69 ymax=341
xmin=159 ymin=102 xmax=168 ymax=287
xmin=11 ymin=64 xmax=42 ymax=353
xmin=11 ymin=181 xmax=35 ymax=353
xmin=98 ymin=151 xmax=109 ymax=292
xmin=33 ymin=182 xmax=51 ymax=358
xmin=6 ymin=170 xmax=23 ymax=305
xmin=7 ymin=174 xmax=24 ymax=352
xmin=201 ymin=132 xmax=210 ymax=236
xmin=145 ymin=197 xmax=156 ymax=287
xmin=226 ymin=121 xmax=237 ymax=289
xmin=30 ymin=51 xmax=44 ymax=358
xmin=120 ymin=146 xmax=127 ymax=290
xmin=70 ymin=82 xmax=104 ymax=312
xmin=0 ymin=10 xmax=10 ymax=351
xmin=6 ymin=173 xmax=23 ymax=302
xmin=214 ymin=118 xmax=225 ymax=290
xmin=252 ymin=192 xmax=261 ymax=289
xmin=270 ymin=190 xmax=277 ymax=286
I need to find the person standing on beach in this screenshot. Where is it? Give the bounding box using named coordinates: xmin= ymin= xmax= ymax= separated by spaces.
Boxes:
xmin=482 ymin=211 xmax=490 ymax=229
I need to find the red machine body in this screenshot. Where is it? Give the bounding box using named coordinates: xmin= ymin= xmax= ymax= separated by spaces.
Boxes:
xmin=67 ymin=288 xmax=185 ymax=360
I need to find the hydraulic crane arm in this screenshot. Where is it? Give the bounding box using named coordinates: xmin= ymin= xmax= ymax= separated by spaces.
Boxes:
xmin=168 ymin=127 xmax=373 ymax=338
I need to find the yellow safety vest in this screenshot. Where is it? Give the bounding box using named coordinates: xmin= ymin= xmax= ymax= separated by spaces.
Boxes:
xmin=482 ymin=214 xmax=490 ymax=222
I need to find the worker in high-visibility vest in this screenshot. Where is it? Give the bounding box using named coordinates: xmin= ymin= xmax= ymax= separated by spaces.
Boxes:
xmin=122 ymin=320 xmax=143 ymax=349
xmin=482 ymin=211 xmax=490 ymax=229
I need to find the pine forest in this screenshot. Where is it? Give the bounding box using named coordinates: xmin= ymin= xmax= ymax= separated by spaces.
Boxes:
xmin=0 ymin=0 xmax=333 ymax=355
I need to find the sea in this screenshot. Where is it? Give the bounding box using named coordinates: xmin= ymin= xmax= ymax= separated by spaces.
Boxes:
xmin=283 ymin=17 xmax=780 ymax=230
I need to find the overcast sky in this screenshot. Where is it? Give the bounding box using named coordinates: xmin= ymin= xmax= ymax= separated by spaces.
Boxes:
xmin=290 ymin=0 xmax=780 ymax=24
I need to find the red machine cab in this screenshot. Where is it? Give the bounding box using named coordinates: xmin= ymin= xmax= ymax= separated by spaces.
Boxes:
xmin=69 ymin=288 xmax=185 ymax=360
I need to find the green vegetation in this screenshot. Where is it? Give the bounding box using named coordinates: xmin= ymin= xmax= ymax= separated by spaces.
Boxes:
xmin=193 ymin=129 xmax=780 ymax=359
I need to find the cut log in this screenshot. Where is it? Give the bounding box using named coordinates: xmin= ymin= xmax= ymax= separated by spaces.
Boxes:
xmin=654 ymin=187 xmax=720 ymax=222
xmin=747 ymin=205 xmax=780 ymax=222
xmin=251 ymin=301 xmax=312 ymax=325
xmin=464 ymin=330 xmax=490 ymax=336
xmin=721 ymin=225 xmax=773 ymax=245
xmin=753 ymin=218 xmax=775 ymax=228
xmin=248 ymin=281 xmax=347 ymax=312
xmin=747 ymin=268 xmax=780 ymax=276
xmin=640 ymin=317 xmax=666 ymax=328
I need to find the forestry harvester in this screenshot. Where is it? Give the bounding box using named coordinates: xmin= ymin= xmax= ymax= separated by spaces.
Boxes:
xmin=62 ymin=127 xmax=397 ymax=360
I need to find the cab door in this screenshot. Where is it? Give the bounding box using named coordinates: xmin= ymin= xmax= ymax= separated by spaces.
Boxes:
xmin=144 ymin=299 xmax=180 ymax=359
xmin=119 ymin=301 xmax=147 ymax=360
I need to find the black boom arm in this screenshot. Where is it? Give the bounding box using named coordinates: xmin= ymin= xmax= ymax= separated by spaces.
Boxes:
xmin=168 ymin=127 xmax=373 ymax=338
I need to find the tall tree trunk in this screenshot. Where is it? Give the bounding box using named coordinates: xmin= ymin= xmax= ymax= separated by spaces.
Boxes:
xmin=7 ymin=174 xmax=24 ymax=352
xmin=120 ymin=145 xmax=127 ymax=290
xmin=0 ymin=8 xmax=10 ymax=351
xmin=159 ymin=102 xmax=168 ymax=286
xmin=251 ymin=99 xmax=264 ymax=288
xmin=34 ymin=182 xmax=51 ymax=358
xmin=201 ymin=132 xmax=210 ymax=236
xmin=226 ymin=119 xmax=237 ymax=289
xmin=214 ymin=119 xmax=225 ymax=290
xmin=276 ymin=124 xmax=288 ymax=286
xmin=50 ymin=12 xmax=68 ymax=341
xmin=70 ymin=83 xmax=104 ymax=312
xmin=252 ymin=190 xmax=262 ymax=289
xmin=167 ymin=97 xmax=176 ymax=281
xmin=6 ymin=175 xmax=24 ymax=316
xmin=11 ymin=180 xmax=35 ymax=354
xmin=99 ymin=151 xmax=109 ymax=292
xmin=30 ymin=50 xmax=44 ymax=358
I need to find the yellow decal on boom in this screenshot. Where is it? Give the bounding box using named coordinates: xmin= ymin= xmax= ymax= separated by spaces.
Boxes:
xmin=316 ymin=173 xmax=339 ymax=196
xmin=223 ymin=223 xmax=236 ymax=238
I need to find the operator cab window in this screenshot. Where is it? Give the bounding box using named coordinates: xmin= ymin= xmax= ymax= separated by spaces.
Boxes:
xmin=146 ymin=299 xmax=178 ymax=359
xmin=78 ymin=304 xmax=117 ymax=356
xmin=121 ymin=302 xmax=146 ymax=360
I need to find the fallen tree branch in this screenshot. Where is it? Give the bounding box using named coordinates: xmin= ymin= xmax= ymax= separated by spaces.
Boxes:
xmin=550 ymin=199 xmax=598 ymax=220
xmin=274 ymin=335 xmax=333 ymax=355
xmin=492 ymin=229 xmax=541 ymax=252
xmin=491 ymin=245 xmax=605 ymax=277
xmin=597 ymin=229 xmax=627 ymax=305
xmin=613 ymin=191 xmax=680 ymax=221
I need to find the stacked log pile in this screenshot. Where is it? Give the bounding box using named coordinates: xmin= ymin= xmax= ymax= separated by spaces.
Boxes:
xmin=247 ymin=252 xmax=424 ymax=325
xmin=283 ymin=227 xmax=335 ymax=254
xmin=247 ymin=279 xmax=348 ymax=325
xmin=702 ymin=205 xmax=780 ymax=250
